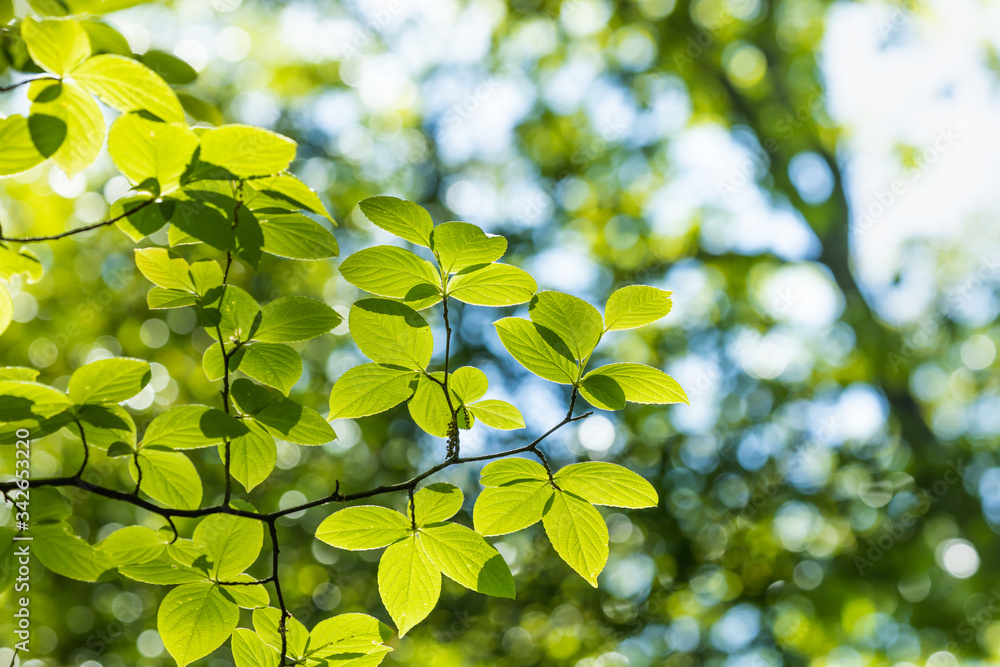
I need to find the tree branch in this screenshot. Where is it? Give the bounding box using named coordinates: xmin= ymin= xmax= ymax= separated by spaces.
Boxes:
xmin=0 ymin=199 xmax=156 ymax=243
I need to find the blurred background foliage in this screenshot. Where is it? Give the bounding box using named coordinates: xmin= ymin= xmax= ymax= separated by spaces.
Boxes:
xmin=2 ymin=0 xmax=998 ymax=665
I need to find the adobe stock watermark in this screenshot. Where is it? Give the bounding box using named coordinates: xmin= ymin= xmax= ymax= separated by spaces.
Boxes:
xmin=853 ymin=459 xmax=966 ymax=575
xmin=9 ymin=429 xmax=33 ymax=658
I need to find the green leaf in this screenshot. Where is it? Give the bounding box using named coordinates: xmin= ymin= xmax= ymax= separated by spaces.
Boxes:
xmin=473 ymin=482 xmax=553 ymax=536
xmin=0 ymin=381 xmax=71 ymax=422
xmin=108 ymin=113 xmax=197 ymax=194
xmin=232 ymin=629 xmax=280 ymax=667
xmin=359 ymin=196 xmax=433 ymax=247
xmin=480 ymin=457 xmax=549 ymax=486
xmin=553 ymin=462 xmax=658 ymax=508
xmin=419 ymin=522 xmax=515 ymax=598
xmin=189 ymin=260 xmax=223 ymax=295
xmin=113 ymin=195 xmax=169 ymax=241
xmin=378 ymin=534 xmax=440 ymax=637
xmin=448 ymin=263 xmax=537 ymax=307
xmin=449 ymin=366 xmax=488 ymax=403
xmin=250 ymin=173 xmax=335 ymax=222
xmin=119 ymin=551 xmax=205 ymax=586
xmin=255 ymin=296 xmax=341 ymax=343
xmin=0 ymin=367 xmax=40 ymax=382
xmin=129 ymin=447 xmax=203 ymax=509
xmin=0 ymin=245 xmax=42 ymax=282
xmin=158 ymin=582 xmax=240 ymax=667
xmin=138 ymin=50 xmax=197 ymax=85
xmin=349 ymin=299 xmax=433 ymax=370
xmin=70 ymin=403 xmax=136 ymax=450
xmin=468 ymin=400 xmax=524 ymax=430
xmin=22 ymin=17 xmax=90 ymax=74
xmin=225 ymin=420 xmax=276 ymax=492
xmin=254 ymin=607 xmax=309 ymax=659
xmin=194 ymin=513 xmax=263 ymax=578
xmin=232 ymin=628 xmax=280 ymax=667
xmin=542 ymin=490 xmax=609 ymax=587
xmin=28 ymin=79 xmax=104 ymax=178
xmin=604 ymin=285 xmax=673 ymax=331
xmin=148 ymin=287 xmax=197 ymax=309
xmin=579 ymin=362 xmax=688 ymax=410
xmin=73 ymin=53 xmax=185 ymax=122
xmin=177 ymin=91 xmax=224 ymax=126
xmin=328 ymin=363 xmax=416 ymax=420
xmin=309 ymin=613 xmax=393 ymax=660
xmin=316 ymin=506 xmax=411 ymax=550
xmin=259 ymin=213 xmax=339 ymax=260
xmin=0 ymin=115 xmax=45 ymax=177
xmin=204 ymin=285 xmax=262 ymax=342
xmin=97 ymin=525 xmax=166 ymax=566
xmin=250 ymin=395 xmax=336 ymax=445
xmin=414 ymin=483 xmax=463 ymax=525
xmin=80 ymin=19 xmax=131 ymax=56
xmin=407 ymin=373 xmax=455 ymax=438
xmin=198 ymin=124 xmax=296 ymax=178
xmin=493 ymin=318 xmax=578 ymax=384
xmin=0 ymin=0 xmax=12 ymax=24
xmin=33 ymin=523 xmax=114 ymax=582
xmin=339 ymin=246 xmax=441 ymax=308
xmin=528 ymin=291 xmax=603 ymax=360
xmin=134 ymin=248 xmax=194 ymax=292
xmin=430 ymin=221 xmax=507 ymax=273
xmin=140 ymin=404 xmax=248 ymax=450
xmin=67 ymin=357 xmax=150 ymax=404
xmin=203 ymin=342 xmax=302 ymax=395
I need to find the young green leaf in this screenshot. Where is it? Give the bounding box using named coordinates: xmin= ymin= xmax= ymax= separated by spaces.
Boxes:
xmin=414 ymin=483 xmax=463 ymax=525
xmin=359 ymin=196 xmax=434 ymax=247
xmin=158 ymin=582 xmax=240 ymax=667
xmin=0 ymin=245 xmax=42 ymax=282
xmin=67 ymin=357 xmax=150 ymax=404
xmin=0 ymin=115 xmax=45 ymax=177
xmin=339 ymin=245 xmax=441 ymax=308
xmin=225 ymin=420 xmax=276 ymax=492
xmin=378 ymin=534 xmax=440 ymax=637
xmin=70 ymin=403 xmax=136 ymax=451
xmin=0 ymin=367 xmax=40 ymax=382
xmin=73 ymin=54 xmax=185 ymax=123
xmin=139 ymin=50 xmax=198 ymax=84
xmin=33 ymin=523 xmax=114 ymax=582
xmin=189 ymin=260 xmax=224 ymax=295
xmin=253 ymin=607 xmax=310 ymax=660
xmin=249 ymin=173 xmax=335 ymax=222
xmin=259 ymin=213 xmax=339 ymax=260
xmin=308 ymin=612 xmax=393 ymax=661
xmin=493 ymin=318 xmax=578 ymax=384
xmin=553 ymin=462 xmax=658 ymax=508
xmin=134 ymin=248 xmax=194 ymax=292
xmin=22 ymin=17 xmax=90 ymax=74
xmin=316 ymin=506 xmax=411 ymax=550
xmin=219 ymin=580 xmax=276 ymax=611
xmin=204 ymin=285 xmax=262 ymax=342
xmin=0 ymin=381 xmax=71 ymax=422
xmin=448 ymin=263 xmax=537 ymax=307
xmin=473 ymin=481 xmax=553 ymax=537
xmin=349 ymin=299 xmax=434 ymax=370
xmin=28 ymin=79 xmax=104 ymax=178
xmin=407 ymin=373 xmax=455 ymax=438
xmin=254 ymin=296 xmax=341 ymax=343
xmin=579 ymin=362 xmax=688 ymax=410
xmin=113 ymin=194 xmax=170 ymax=241
xmin=129 ymin=448 xmax=203 ymax=510
xmin=249 ymin=395 xmax=336 ymax=445
xmin=449 ymin=366 xmax=488 ymax=403
xmin=140 ymin=404 xmax=248 ymax=450
xmin=203 ymin=342 xmax=302 ymax=395
xmin=542 ymin=490 xmax=609 ymax=587
xmin=528 ymin=291 xmax=603 ymax=360
xmin=108 ymin=113 xmax=197 ymax=194
xmin=328 ymin=363 xmax=416 ymax=420
xmin=193 ymin=513 xmax=263 ymax=578
xmin=468 ymin=399 xmax=525 ymax=430
xmin=604 ymin=285 xmax=673 ymax=331
xmin=419 ymin=523 xmax=515 ymax=598
xmin=430 ymin=221 xmax=507 ymax=273
xmin=231 ymin=628 xmax=281 ymax=667
xmin=97 ymin=526 xmax=166 ymax=566
xmin=479 ymin=457 xmax=549 ymax=486
xmin=148 ymin=287 xmax=198 ymax=310
xmin=199 ymin=125 xmax=296 ymax=178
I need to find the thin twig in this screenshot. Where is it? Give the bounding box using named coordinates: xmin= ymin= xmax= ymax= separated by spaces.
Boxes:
xmin=0 ymin=199 xmax=155 ymax=243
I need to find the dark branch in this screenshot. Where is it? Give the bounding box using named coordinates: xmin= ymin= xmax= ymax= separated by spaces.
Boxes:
xmin=0 ymin=199 xmax=156 ymax=243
